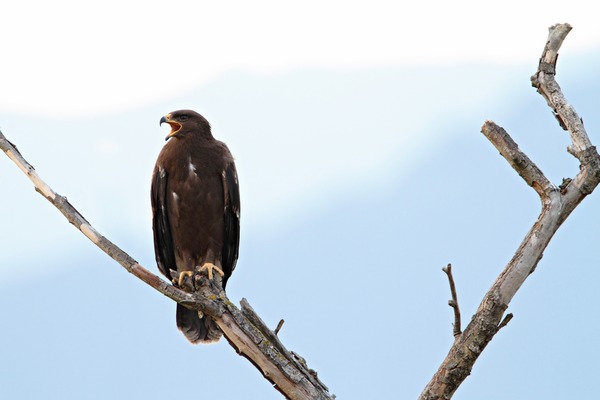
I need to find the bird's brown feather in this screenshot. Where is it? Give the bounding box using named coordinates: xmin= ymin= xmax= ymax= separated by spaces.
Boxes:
xmin=151 ymin=110 xmax=240 ymax=343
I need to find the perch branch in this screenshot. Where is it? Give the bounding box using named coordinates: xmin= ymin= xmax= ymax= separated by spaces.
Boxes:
xmin=419 ymin=23 xmax=600 ymax=400
xmin=442 ymin=264 xmax=461 ymax=336
xmin=0 ymin=131 xmax=333 ymax=400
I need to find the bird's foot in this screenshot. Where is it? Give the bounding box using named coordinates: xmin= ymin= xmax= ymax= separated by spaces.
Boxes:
xmin=198 ymin=262 xmax=224 ymax=280
xmin=174 ymin=270 xmax=194 ymax=288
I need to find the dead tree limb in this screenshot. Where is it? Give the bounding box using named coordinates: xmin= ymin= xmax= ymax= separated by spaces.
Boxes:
xmin=0 ymin=133 xmax=333 ymax=400
xmin=419 ymin=23 xmax=600 ymax=400
xmin=442 ymin=264 xmax=462 ymax=337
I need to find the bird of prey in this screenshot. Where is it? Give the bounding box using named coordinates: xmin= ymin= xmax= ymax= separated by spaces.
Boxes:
xmin=151 ymin=110 xmax=240 ymax=344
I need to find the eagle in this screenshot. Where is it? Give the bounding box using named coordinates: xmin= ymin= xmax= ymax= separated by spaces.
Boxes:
xmin=151 ymin=110 xmax=240 ymax=344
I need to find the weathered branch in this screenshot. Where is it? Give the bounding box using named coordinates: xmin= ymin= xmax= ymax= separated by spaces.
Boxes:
xmin=497 ymin=313 xmax=513 ymax=331
xmin=531 ymin=23 xmax=592 ymax=158
xmin=419 ymin=23 xmax=600 ymax=400
xmin=0 ymin=131 xmax=334 ymax=400
xmin=274 ymin=319 xmax=286 ymax=336
xmin=442 ymin=264 xmax=461 ymax=336
xmin=481 ymin=122 xmax=553 ymax=199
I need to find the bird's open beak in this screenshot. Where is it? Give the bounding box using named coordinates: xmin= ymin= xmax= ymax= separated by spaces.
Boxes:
xmin=160 ymin=114 xmax=182 ymax=141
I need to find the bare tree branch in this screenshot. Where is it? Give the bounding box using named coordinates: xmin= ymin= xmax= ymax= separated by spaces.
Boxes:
xmin=275 ymin=319 xmax=286 ymax=336
xmin=0 ymin=131 xmax=334 ymax=400
xmin=531 ymin=23 xmax=592 ymax=158
xmin=497 ymin=313 xmax=513 ymax=331
xmin=419 ymin=23 xmax=600 ymax=400
xmin=442 ymin=264 xmax=461 ymax=337
xmin=480 ymin=122 xmax=553 ymax=198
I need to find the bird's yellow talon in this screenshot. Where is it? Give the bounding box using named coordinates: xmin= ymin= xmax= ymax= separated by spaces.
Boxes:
xmin=199 ymin=262 xmax=224 ymax=280
xmin=177 ymin=270 xmax=194 ymax=287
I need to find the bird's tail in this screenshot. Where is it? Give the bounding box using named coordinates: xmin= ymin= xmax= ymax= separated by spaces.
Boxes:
xmin=176 ymin=304 xmax=222 ymax=344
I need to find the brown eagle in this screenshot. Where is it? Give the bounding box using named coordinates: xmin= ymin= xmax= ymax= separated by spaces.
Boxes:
xmin=151 ymin=110 xmax=240 ymax=343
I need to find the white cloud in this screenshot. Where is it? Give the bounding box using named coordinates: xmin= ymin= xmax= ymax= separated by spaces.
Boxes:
xmin=1 ymin=0 xmax=598 ymax=117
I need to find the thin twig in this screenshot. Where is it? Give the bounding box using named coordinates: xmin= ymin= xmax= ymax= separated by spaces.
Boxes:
xmin=442 ymin=264 xmax=462 ymax=336
xmin=274 ymin=319 xmax=285 ymax=336
xmin=497 ymin=313 xmax=513 ymax=331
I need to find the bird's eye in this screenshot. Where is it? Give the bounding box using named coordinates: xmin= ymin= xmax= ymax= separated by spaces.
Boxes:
xmin=178 ymin=115 xmax=189 ymax=122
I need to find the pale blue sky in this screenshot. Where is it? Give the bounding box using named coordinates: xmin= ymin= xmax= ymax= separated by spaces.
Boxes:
xmin=1 ymin=2 xmax=600 ymax=399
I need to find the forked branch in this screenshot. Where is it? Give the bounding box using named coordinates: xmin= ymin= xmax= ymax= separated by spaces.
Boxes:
xmin=420 ymin=23 xmax=600 ymax=400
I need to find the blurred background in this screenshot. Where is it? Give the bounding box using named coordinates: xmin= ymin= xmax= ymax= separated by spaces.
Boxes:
xmin=1 ymin=1 xmax=599 ymax=399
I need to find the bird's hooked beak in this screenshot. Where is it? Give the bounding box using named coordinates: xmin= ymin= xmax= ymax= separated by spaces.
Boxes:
xmin=160 ymin=114 xmax=182 ymax=141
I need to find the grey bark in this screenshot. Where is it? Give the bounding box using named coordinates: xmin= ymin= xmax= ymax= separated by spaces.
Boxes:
xmin=419 ymin=23 xmax=600 ymax=400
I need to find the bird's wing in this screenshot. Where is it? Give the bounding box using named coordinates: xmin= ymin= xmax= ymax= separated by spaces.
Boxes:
xmin=221 ymin=161 xmax=240 ymax=288
xmin=151 ymin=166 xmax=176 ymax=280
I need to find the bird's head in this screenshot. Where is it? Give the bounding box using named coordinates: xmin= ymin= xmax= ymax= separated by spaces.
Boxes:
xmin=160 ymin=110 xmax=212 ymax=141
